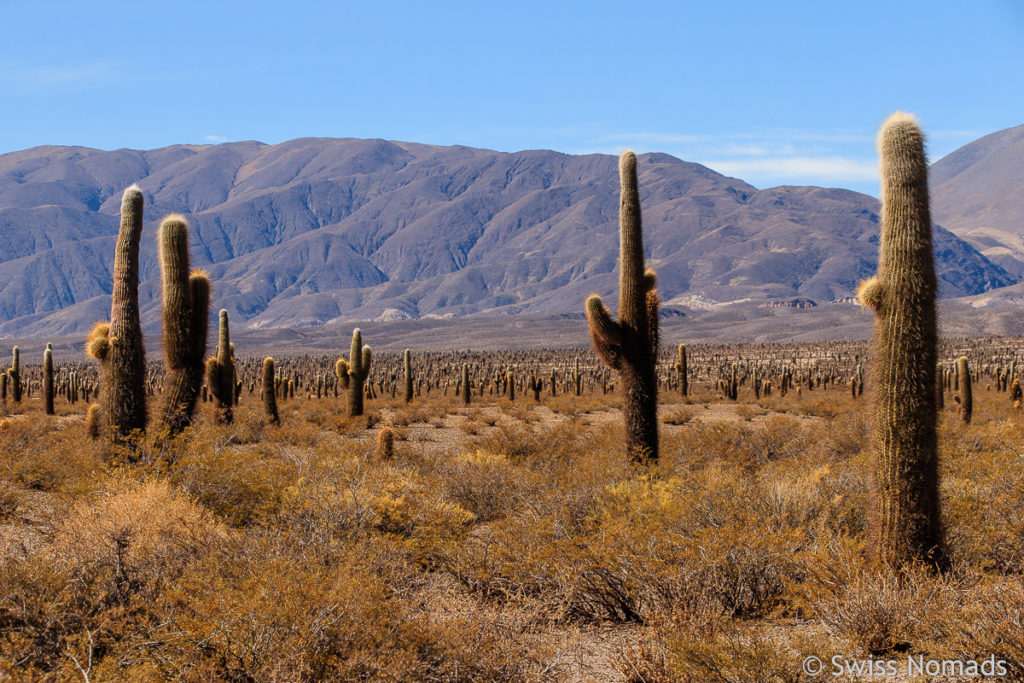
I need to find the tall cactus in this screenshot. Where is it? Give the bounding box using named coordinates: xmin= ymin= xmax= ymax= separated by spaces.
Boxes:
xmin=346 ymin=328 xmax=371 ymax=417
xmin=956 ymin=355 xmax=972 ymax=424
xmin=206 ymin=310 xmax=235 ymax=424
xmin=86 ymin=185 xmax=147 ymax=440
xmin=157 ymin=215 xmax=210 ymax=436
xmin=263 ymin=357 xmax=279 ymax=425
xmin=43 ymin=345 xmax=54 ymax=415
xmin=461 ymin=363 xmax=471 ymax=406
xmin=857 ymin=113 xmax=945 ymax=569
xmin=403 ymin=349 xmax=414 ymax=403
xmin=585 ymin=150 xmax=660 ymax=462
xmin=675 ymin=344 xmax=688 ymax=396
xmin=7 ymin=347 xmax=20 ymax=403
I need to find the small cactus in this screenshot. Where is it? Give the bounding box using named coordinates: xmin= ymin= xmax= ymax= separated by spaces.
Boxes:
xmin=263 ymin=357 xmax=280 ymax=425
xmin=529 ymin=374 xmax=542 ymax=402
xmin=43 ymin=346 xmax=54 ymax=415
xmin=674 ymin=344 xmax=688 ymax=396
xmin=377 ymin=426 xmax=395 ymax=459
xmin=403 ymin=349 xmax=414 ymax=403
xmin=206 ymin=310 xmax=236 ymax=424
xmin=956 ymin=356 xmax=972 ymax=424
xmin=8 ymin=347 xmax=20 ymax=403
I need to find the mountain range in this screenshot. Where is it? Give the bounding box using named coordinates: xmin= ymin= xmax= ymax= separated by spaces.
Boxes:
xmin=0 ymin=129 xmax=1019 ymax=337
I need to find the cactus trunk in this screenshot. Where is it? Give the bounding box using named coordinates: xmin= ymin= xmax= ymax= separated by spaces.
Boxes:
xmin=157 ymin=215 xmax=210 ymax=437
xmin=585 ymin=151 xmax=659 ymax=462
xmin=858 ymin=113 xmax=945 ymax=569
xmin=957 ymin=356 xmax=972 ymax=424
xmin=86 ymin=186 xmax=147 ymax=442
xmin=207 ymin=309 xmax=235 ymax=424
xmin=263 ymin=357 xmax=280 ymax=425
xmin=346 ymin=329 xmax=371 ymax=417
xmin=403 ymin=349 xmax=413 ymax=403
xmin=43 ymin=346 xmax=54 ymax=415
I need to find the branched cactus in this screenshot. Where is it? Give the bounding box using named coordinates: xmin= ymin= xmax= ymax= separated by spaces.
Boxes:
xmin=403 ymin=349 xmax=413 ymax=403
xmin=206 ymin=309 xmax=236 ymax=424
xmin=43 ymin=345 xmax=54 ymax=415
xmin=529 ymin=374 xmax=542 ymax=402
xmin=857 ymin=113 xmax=945 ymax=569
xmin=585 ymin=150 xmax=660 ymax=462
xmin=85 ymin=185 xmax=147 ymax=442
xmin=157 ymin=215 xmax=210 ymax=437
xmin=263 ymin=357 xmax=279 ymax=425
xmin=346 ymin=329 xmax=371 ymax=417
xmin=675 ymin=344 xmax=688 ymax=396
xmin=8 ymin=347 xmax=20 ymax=403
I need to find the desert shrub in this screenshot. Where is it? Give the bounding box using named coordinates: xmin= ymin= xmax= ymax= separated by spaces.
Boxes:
xmin=816 ymin=568 xmax=955 ymax=655
xmin=438 ymin=449 xmax=534 ymax=522
xmin=734 ymin=403 xmax=768 ymax=421
xmin=656 ymin=622 xmax=810 ymax=682
xmin=661 ymin=406 xmax=694 ymax=425
xmin=470 ymin=420 xmax=591 ymax=464
xmin=0 ymin=418 xmax=106 ymax=494
xmin=0 ymin=480 xmax=21 ymax=519
xmin=170 ymin=444 xmax=295 ymax=526
xmin=938 ymin=578 xmax=1024 ymax=675
xmin=391 ymin=405 xmax=435 ymax=426
xmin=758 ymin=460 xmax=867 ymax=536
xmin=817 ymin=408 xmax=869 ymax=460
xmin=0 ymin=480 xmax=225 ymax=678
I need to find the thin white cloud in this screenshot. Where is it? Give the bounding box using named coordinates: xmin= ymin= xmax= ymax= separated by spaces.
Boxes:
xmin=0 ymin=62 xmax=114 ymax=88
xmin=702 ymin=156 xmax=879 ymax=182
xmin=204 ymin=135 xmax=230 ymax=143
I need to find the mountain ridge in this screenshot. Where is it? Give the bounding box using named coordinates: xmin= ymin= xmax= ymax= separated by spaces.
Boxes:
xmin=0 ymin=135 xmax=1015 ymax=336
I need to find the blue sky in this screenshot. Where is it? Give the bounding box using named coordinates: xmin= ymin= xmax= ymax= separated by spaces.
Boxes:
xmin=1 ymin=0 xmax=1021 ymax=195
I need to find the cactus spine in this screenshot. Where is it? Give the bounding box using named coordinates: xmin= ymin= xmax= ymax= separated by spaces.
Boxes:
xmin=206 ymin=310 xmax=236 ymax=424
xmin=86 ymin=185 xmax=147 ymax=441
xmin=157 ymin=215 xmax=210 ymax=436
xmin=585 ymin=150 xmax=660 ymax=462
xmin=857 ymin=113 xmax=945 ymax=569
xmin=346 ymin=329 xmax=371 ymax=417
xmin=403 ymin=349 xmax=413 ymax=403
xmin=263 ymin=357 xmax=279 ymax=425
xmin=957 ymin=356 xmax=972 ymax=424
xmin=43 ymin=346 xmax=54 ymax=415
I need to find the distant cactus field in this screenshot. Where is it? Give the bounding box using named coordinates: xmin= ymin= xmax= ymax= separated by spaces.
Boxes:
xmin=2 ymin=335 xmax=1024 ymax=679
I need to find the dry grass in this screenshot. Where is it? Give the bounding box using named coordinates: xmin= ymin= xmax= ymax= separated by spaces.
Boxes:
xmin=2 ymin=359 xmax=1023 ymax=680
